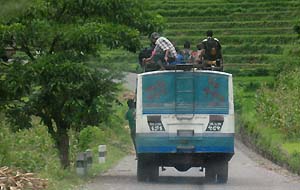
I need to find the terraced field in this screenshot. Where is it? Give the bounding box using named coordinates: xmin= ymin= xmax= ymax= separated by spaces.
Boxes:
xmin=105 ymin=0 xmax=300 ymax=74
xmin=2 ymin=1 xmax=300 ymax=74
xmin=148 ymin=0 xmax=300 ymax=74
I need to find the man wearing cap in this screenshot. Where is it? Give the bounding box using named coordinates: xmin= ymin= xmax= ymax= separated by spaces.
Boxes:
xmin=143 ymin=32 xmax=177 ymax=69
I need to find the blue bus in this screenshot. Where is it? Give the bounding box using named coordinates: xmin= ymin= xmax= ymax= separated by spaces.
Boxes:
xmin=135 ymin=65 xmax=234 ymax=183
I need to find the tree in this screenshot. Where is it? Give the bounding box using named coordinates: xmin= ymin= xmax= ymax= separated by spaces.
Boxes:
xmin=0 ymin=0 xmax=164 ymax=169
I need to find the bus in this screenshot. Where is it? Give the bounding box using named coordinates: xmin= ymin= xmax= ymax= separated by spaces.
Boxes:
xmin=135 ymin=65 xmax=234 ymax=183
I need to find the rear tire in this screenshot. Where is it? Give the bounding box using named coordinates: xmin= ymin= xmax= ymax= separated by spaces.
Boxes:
xmin=137 ymin=154 xmax=159 ymax=182
xmin=205 ymin=160 xmax=228 ymax=183
xmin=216 ymin=161 xmax=228 ymax=183
xmin=137 ymin=157 xmax=147 ymax=182
xmin=148 ymin=163 xmax=159 ymax=182
xmin=205 ymin=163 xmax=216 ymax=183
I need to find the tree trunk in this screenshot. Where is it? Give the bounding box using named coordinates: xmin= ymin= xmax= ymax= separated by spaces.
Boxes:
xmin=56 ymin=122 xmax=70 ymax=169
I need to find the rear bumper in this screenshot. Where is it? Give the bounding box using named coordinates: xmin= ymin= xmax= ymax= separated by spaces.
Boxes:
xmin=136 ymin=133 xmax=234 ymax=154
xmin=137 ymin=152 xmax=234 ymax=169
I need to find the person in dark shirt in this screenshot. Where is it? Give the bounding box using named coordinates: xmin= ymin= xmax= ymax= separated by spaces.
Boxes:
xmin=126 ymin=99 xmax=136 ymax=152
xmin=197 ymin=30 xmax=223 ymax=70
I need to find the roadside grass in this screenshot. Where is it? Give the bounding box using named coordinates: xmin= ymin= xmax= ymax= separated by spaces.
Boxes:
xmin=35 ymin=144 xmax=129 ymax=190
xmin=41 ymin=144 xmax=129 ymax=190
xmin=235 ymin=76 xmax=300 ymax=174
xmin=87 ymin=145 xmax=128 ymax=177
xmin=0 ymin=100 xmax=132 ymax=190
xmin=282 ymin=143 xmax=300 ymax=155
xmin=239 ymin=114 xmax=300 ymax=174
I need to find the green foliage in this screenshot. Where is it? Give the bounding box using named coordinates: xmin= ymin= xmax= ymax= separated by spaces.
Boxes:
xmin=0 ymin=121 xmax=59 ymax=172
xmin=0 ymin=0 xmax=164 ymax=56
xmin=282 ymin=143 xmax=300 ymax=155
xmin=235 ymin=75 xmax=300 ymax=174
xmin=0 ymin=0 xmax=163 ymax=168
xmin=237 ymin=103 xmax=300 ymax=174
xmin=78 ymin=101 xmax=131 ymax=151
xmin=3 ymin=61 xmax=118 ymax=131
xmin=257 ymin=68 xmax=300 ymax=138
xmin=288 ymin=152 xmax=300 ymax=173
xmin=0 ymin=121 xmax=12 ymax=165
xmin=78 ymin=126 xmax=106 ymax=151
xmin=0 ymin=117 xmax=131 ymax=189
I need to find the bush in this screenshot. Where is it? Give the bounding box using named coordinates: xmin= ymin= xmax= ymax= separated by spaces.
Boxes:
xmin=0 ymin=121 xmax=60 ymax=172
xmin=257 ymin=68 xmax=300 ymax=138
xmin=78 ymin=126 xmax=106 ymax=151
xmin=289 ymin=152 xmax=300 ymax=173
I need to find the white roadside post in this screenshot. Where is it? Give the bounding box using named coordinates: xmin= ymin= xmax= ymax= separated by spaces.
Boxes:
xmin=98 ymin=145 xmax=107 ymax=163
xmin=76 ymin=152 xmax=87 ymax=176
xmin=85 ymin=149 xmax=93 ymax=169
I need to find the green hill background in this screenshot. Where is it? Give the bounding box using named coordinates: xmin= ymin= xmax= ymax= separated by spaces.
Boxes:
xmin=98 ymin=0 xmax=300 ymax=75
xmin=152 ymin=0 xmax=300 ymax=74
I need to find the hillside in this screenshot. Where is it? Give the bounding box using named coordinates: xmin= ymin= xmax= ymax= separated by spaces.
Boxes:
xmin=146 ymin=0 xmax=300 ymax=74
xmin=4 ymin=0 xmax=299 ymax=74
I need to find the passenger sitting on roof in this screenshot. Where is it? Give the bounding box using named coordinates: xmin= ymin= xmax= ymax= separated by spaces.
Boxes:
xmin=138 ymin=42 xmax=155 ymax=66
xmin=190 ymin=49 xmax=202 ymax=65
xmin=143 ymin=32 xmax=177 ymax=70
xmin=181 ymin=41 xmax=192 ymax=63
xmin=197 ymin=30 xmax=223 ymax=71
xmin=168 ymin=52 xmax=183 ymax=65
xmin=138 ymin=44 xmax=160 ymax=71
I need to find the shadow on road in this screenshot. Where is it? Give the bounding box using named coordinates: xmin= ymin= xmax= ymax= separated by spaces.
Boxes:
xmin=157 ymin=176 xmax=205 ymax=185
xmin=99 ymin=174 xmax=217 ymax=185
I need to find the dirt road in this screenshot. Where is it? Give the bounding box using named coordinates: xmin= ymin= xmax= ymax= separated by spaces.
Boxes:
xmin=78 ymin=140 xmax=300 ymax=190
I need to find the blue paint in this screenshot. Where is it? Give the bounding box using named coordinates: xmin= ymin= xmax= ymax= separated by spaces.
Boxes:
xmin=137 ymin=146 xmax=234 ymax=153
xmin=135 ymin=135 xmax=234 ymax=154
xmin=142 ymin=72 xmax=229 ymax=114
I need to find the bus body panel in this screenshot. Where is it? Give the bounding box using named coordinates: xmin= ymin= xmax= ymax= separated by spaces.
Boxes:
xmin=135 ymin=70 xmax=234 ymax=174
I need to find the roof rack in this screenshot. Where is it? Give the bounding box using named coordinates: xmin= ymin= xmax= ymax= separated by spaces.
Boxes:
xmin=163 ymin=64 xmax=223 ymax=71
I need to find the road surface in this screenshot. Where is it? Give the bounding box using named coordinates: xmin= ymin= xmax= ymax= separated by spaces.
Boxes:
xmin=78 ymin=141 xmax=300 ymax=190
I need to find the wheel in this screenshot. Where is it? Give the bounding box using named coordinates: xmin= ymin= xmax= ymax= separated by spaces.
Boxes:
xmin=216 ymin=161 xmax=228 ymax=184
xmin=137 ymin=157 xmax=147 ymax=182
xmin=148 ymin=163 xmax=159 ymax=182
xmin=137 ymin=154 xmax=159 ymax=182
xmin=205 ymin=163 xmax=216 ymax=183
